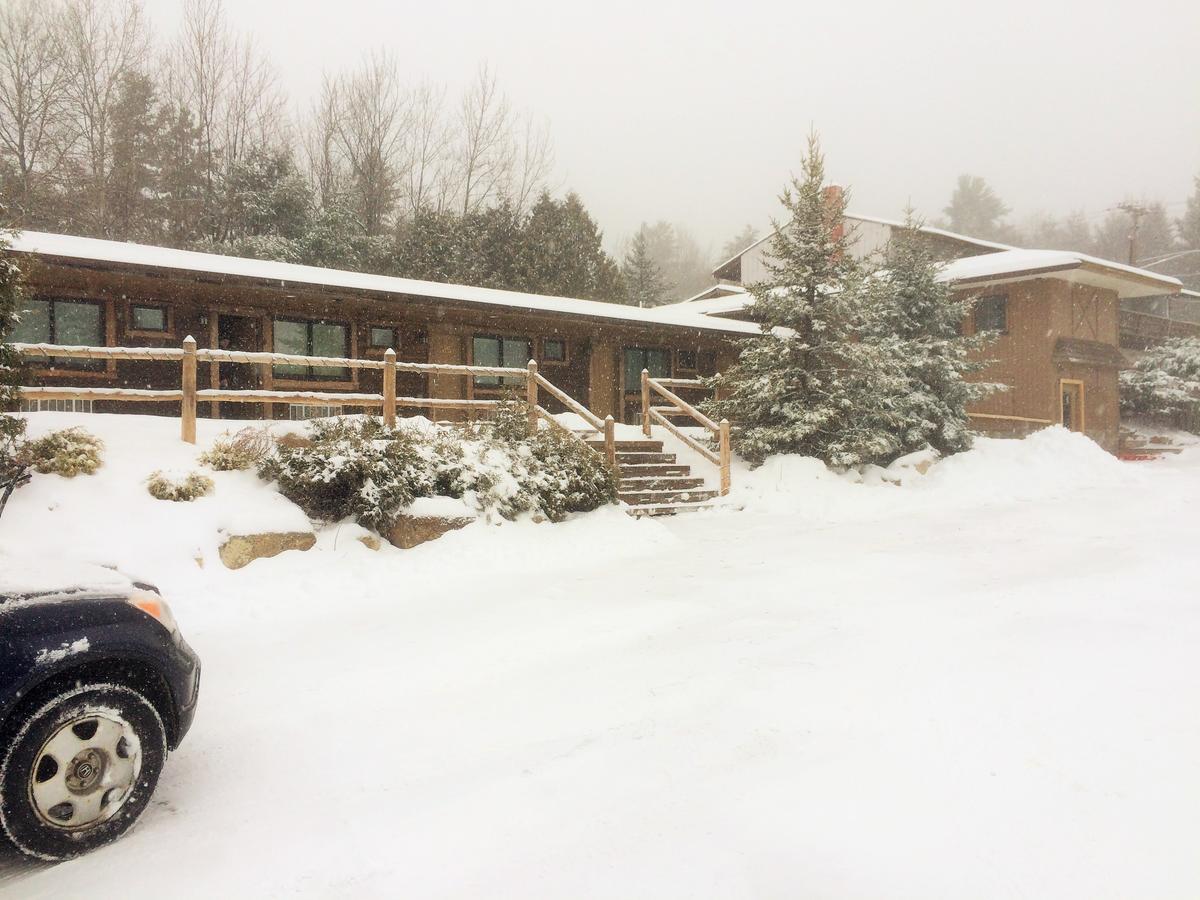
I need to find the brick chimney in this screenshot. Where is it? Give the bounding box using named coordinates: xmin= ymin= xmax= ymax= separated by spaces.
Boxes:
xmin=822 ymin=184 xmax=846 ymax=244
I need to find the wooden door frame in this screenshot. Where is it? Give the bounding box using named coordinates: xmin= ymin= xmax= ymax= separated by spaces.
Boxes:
xmin=1059 ymin=378 xmax=1085 ymax=432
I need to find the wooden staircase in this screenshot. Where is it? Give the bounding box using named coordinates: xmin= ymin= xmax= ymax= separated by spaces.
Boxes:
xmin=582 ymin=435 xmax=720 ymax=516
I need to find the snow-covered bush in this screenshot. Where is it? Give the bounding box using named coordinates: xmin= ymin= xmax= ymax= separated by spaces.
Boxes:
xmin=259 ymin=417 xmax=435 ymax=532
xmin=260 ymin=410 xmax=616 ymax=532
xmin=199 ymin=426 xmax=274 ymax=471
xmin=147 ymin=470 xmax=214 ymax=502
xmin=23 ymin=427 xmax=103 ymax=477
xmin=1120 ymin=338 xmax=1200 ymax=433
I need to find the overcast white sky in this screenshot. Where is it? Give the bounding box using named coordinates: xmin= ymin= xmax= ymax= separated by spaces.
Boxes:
xmin=143 ymin=0 xmax=1200 ymax=254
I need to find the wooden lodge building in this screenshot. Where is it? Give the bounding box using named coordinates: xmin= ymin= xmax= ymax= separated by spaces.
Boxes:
xmin=681 ymin=213 xmax=1184 ymax=453
xmin=5 ymin=232 xmax=756 ymax=426
xmin=5 ymin=222 xmax=1185 ymax=455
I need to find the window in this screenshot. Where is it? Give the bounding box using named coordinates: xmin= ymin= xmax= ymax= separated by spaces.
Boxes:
xmin=273 ymin=318 xmax=350 ymax=380
xmin=473 ymin=335 xmax=531 ymax=387
xmin=542 ymin=338 xmax=566 ymax=363
xmin=288 ymin=403 xmax=343 ymax=421
xmin=676 ymin=348 xmax=698 ymax=371
xmin=623 ymin=347 xmax=671 ymax=388
xmin=974 ymin=295 xmax=1008 ymax=334
xmin=369 ymin=326 xmax=397 ymax=349
xmin=130 ymin=304 xmax=168 ymax=332
xmin=11 ymin=298 xmax=105 ymax=370
xmin=19 ymin=398 xmax=94 ymax=414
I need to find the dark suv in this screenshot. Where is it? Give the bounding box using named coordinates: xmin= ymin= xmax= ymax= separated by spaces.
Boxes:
xmin=0 ymin=556 xmax=200 ymax=860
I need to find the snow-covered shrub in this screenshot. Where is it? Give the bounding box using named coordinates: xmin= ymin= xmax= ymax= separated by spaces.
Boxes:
xmin=147 ymin=470 xmax=214 ymax=502
xmin=259 ymin=417 xmax=435 ymax=532
xmin=1120 ymin=338 xmax=1200 ymax=433
xmin=199 ymin=426 xmax=274 ymax=471
xmin=524 ymin=426 xmax=617 ymax=521
xmin=23 ymin=427 xmax=103 ymax=477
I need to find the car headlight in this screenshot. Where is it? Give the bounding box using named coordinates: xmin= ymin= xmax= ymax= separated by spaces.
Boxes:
xmin=126 ymin=590 xmax=180 ymax=636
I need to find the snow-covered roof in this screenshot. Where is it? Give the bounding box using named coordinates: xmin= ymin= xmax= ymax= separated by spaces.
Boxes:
xmin=660 ymin=286 xmax=752 ymax=317
xmin=941 ymin=249 xmax=1181 ymax=298
xmin=7 ymin=231 xmax=762 ymax=337
xmin=708 ymin=212 xmax=1013 ymax=279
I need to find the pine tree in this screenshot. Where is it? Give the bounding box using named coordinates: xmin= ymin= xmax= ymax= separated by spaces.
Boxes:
xmin=518 ymin=192 xmax=626 ymax=301
xmin=107 ymin=72 xmax=165 ymax=241
xmin=703 ymin=135 xmax=907 ymax=467
xmin=861 ymin=213 xmax=996 ymax=456
xmin=158 ymin=105 xmax=207 ymax=247
xmin=622 ymin=226 xmax=669 ymax=307
xmin=719 ymin=224 xmax=759 ymax=263
xmin=942 ymin=175 xmax=1011 ymax=241
xmin=0 ymin=223 xmax=27 ymax=474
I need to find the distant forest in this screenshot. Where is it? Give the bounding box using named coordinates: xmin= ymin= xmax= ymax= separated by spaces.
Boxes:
xmin=1 ymin=0 xmax=1197 ymax=303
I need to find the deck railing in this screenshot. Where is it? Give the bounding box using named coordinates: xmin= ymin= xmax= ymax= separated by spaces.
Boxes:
xmin=640 ymin=369 xmax=731 ymax=495
xmin=13 ymin=339 xmax=613 ymax=463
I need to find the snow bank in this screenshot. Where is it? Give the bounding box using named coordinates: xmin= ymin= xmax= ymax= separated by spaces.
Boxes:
xmin=733 ymin=426 xmax=1141 ymax=521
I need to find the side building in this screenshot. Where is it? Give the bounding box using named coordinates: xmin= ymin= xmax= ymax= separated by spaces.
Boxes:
xmin=677 ymin=217 xmax=1182 ymax=453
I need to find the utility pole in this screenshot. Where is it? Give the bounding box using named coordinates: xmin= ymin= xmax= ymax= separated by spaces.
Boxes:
xmin=1115 ymin=202 xmax=1150 ymax=265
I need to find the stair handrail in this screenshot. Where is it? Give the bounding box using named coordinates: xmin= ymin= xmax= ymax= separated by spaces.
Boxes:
xmin=640 ymin=369 xmax=731 ymax=496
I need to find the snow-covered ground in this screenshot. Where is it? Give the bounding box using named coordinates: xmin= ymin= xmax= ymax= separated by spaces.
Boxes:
xmin=2 ymin=413 xmax=1200 ymax=898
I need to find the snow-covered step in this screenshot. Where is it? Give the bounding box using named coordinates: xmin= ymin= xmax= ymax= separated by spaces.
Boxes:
xmin=617 ymin=463 xmax=690 ymax=478
xmin=617 ymin=451 xmax=677 ymax=465
xmin=624 ymin=501 xmax=719 ymax=517
xmin=617 ymin=475 xmax=706 ymax=491
xmin=619 ymin=487 xmax=719 ymax=506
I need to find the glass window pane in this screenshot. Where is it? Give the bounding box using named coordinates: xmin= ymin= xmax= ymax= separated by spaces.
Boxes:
xmin=501 ymin=338 xmax=530 ymax=385
xmin=473 ymin=336 xmax=500 ymax=387
xmin=273 ymin=319 xmax=308 ymax=377
xmin=132 ymin=305 xmax=166 ymax=331
xmin=543 ymin=339 xmax=565 ymax=361
xmin=647 ymin=348 xmax=672 ymax=378
xmin=623 ymin=348 xmax=645 ymax=388
xmin=369 ymin=326 xmax=394 ymax=348
xmin=311 ymin=322 xmax=348 ymax=379
xmin=55 ymin=301 xmax=102 ymax=346
xmin=11 ymin=299 xmax=50 ymax=343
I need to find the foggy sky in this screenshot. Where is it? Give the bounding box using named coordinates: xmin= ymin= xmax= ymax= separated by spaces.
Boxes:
xmin=143 ymin=0 xmax=1200 ymax=255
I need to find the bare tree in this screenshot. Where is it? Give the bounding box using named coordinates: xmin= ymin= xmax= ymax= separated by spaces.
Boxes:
xmin=62 ymin=0 xmax=152 ymax=233
xmin=401 ymin=80 xmax=453 ymax=215
xmin=0 ymin=0 xmax=74 ymax=216
xmin=304 ymin=74 xmax=344 ymax=211
xmin=509 ymin=112 xmax=553 ymax=213
xmin=330 ymin=51 xmax=409 ymax=234
xmin=454 ymin=63 xmax=515 ymax=215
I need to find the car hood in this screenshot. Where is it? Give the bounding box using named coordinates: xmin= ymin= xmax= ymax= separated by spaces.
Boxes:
xmin=0 ymin=550 xmax=137 ymax=603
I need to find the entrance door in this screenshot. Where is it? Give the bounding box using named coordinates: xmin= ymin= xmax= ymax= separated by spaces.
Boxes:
xmin=1060 ymin=379 xmax=1084 ymax=432
xmin=214 ymin=314 xmax=261 ymax=419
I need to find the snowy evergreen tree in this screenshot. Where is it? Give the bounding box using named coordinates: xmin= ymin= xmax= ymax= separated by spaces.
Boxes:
xmin=622 ymin=226 xmax=669 ymax=307
xmin=719 ymin=224 xmax=759 ymax=263
xmin=861 ymin=213 xmax=996 ymax=456
xmin=942 ymin=175 xmax=1011 ymax=241
xmin=703 ymin=135 xmax=907 ymax=467
xmin=1120 ymin=337 xmax=1200 ymax=433
xmin=518 ymin=192 xmax=625 ymax=301
xmin=1180 ymin=176 xmax=1200 ymax=253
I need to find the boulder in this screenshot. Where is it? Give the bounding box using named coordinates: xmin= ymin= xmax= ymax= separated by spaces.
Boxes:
xmin=219 ymin=531 xmax=316 ymax=570
xmin=387 ymin=514 xmax=474 ymax=550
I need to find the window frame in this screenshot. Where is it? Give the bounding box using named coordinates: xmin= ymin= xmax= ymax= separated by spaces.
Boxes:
xmin=472 ymin=334 xmax=532 ymax=388
xmin=540 ymin=337 xmax=568 ymax=365
xmin=676 ymin=348 xmax=699 ymax=373
xmin=271 ymin=316 xmax=352 ymax=382
xmin=127 ymin=301 xmax=172 ymax=336
xmin=974 ymin=294 xmax=1009 ymax=335
xmin=13 ymin=297 xmax=108 ymax=372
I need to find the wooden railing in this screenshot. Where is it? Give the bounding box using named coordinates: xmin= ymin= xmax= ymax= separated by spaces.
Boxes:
xmin=14 ymin=339 xmax=614 ymax=467
xmin=640 ymin=369 xmax=731 ymax=495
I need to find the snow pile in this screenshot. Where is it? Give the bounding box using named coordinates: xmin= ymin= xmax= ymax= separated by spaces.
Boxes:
xmin=733 ymin=426 xmax=1139 ymax=520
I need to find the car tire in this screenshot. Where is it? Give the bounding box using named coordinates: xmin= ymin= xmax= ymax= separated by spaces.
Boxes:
xmin=0 ymin=682 xmax=167 ymax=861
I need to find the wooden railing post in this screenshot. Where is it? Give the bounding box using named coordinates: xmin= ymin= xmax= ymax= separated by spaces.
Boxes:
xmin=719 ymin=418 xmax=731 ymax=496
xmin=604 ymin=414 xmax=617 ymax=470
xmin=640 ymin=368 xmax=651 ymax=437
xmin=526 ymin=359 xmax=539 ymax=433
xmin=181 ymin=335 xmax=197 ymax=444
xmin=383 ymin=348 xmax=397 ymax=427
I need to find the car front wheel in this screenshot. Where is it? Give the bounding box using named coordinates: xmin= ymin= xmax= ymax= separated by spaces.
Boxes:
xmin=0 ymin=682 xmax=167 ymax=860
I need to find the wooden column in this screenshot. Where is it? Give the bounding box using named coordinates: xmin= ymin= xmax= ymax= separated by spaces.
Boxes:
xmin=640 ymin=368 xmax=651 ymax=437
xmin=526 ymin=359 xmax=539 ymax=432
xmin=181 ymin=335 xmax=197 ymax=444
xmin=383 ymin=348 xmax=397 ymax=427
xmin=719 ymin=418 xmax=731 ymax=496
xmin=604 ymin=415 xmax=617 ymax=470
